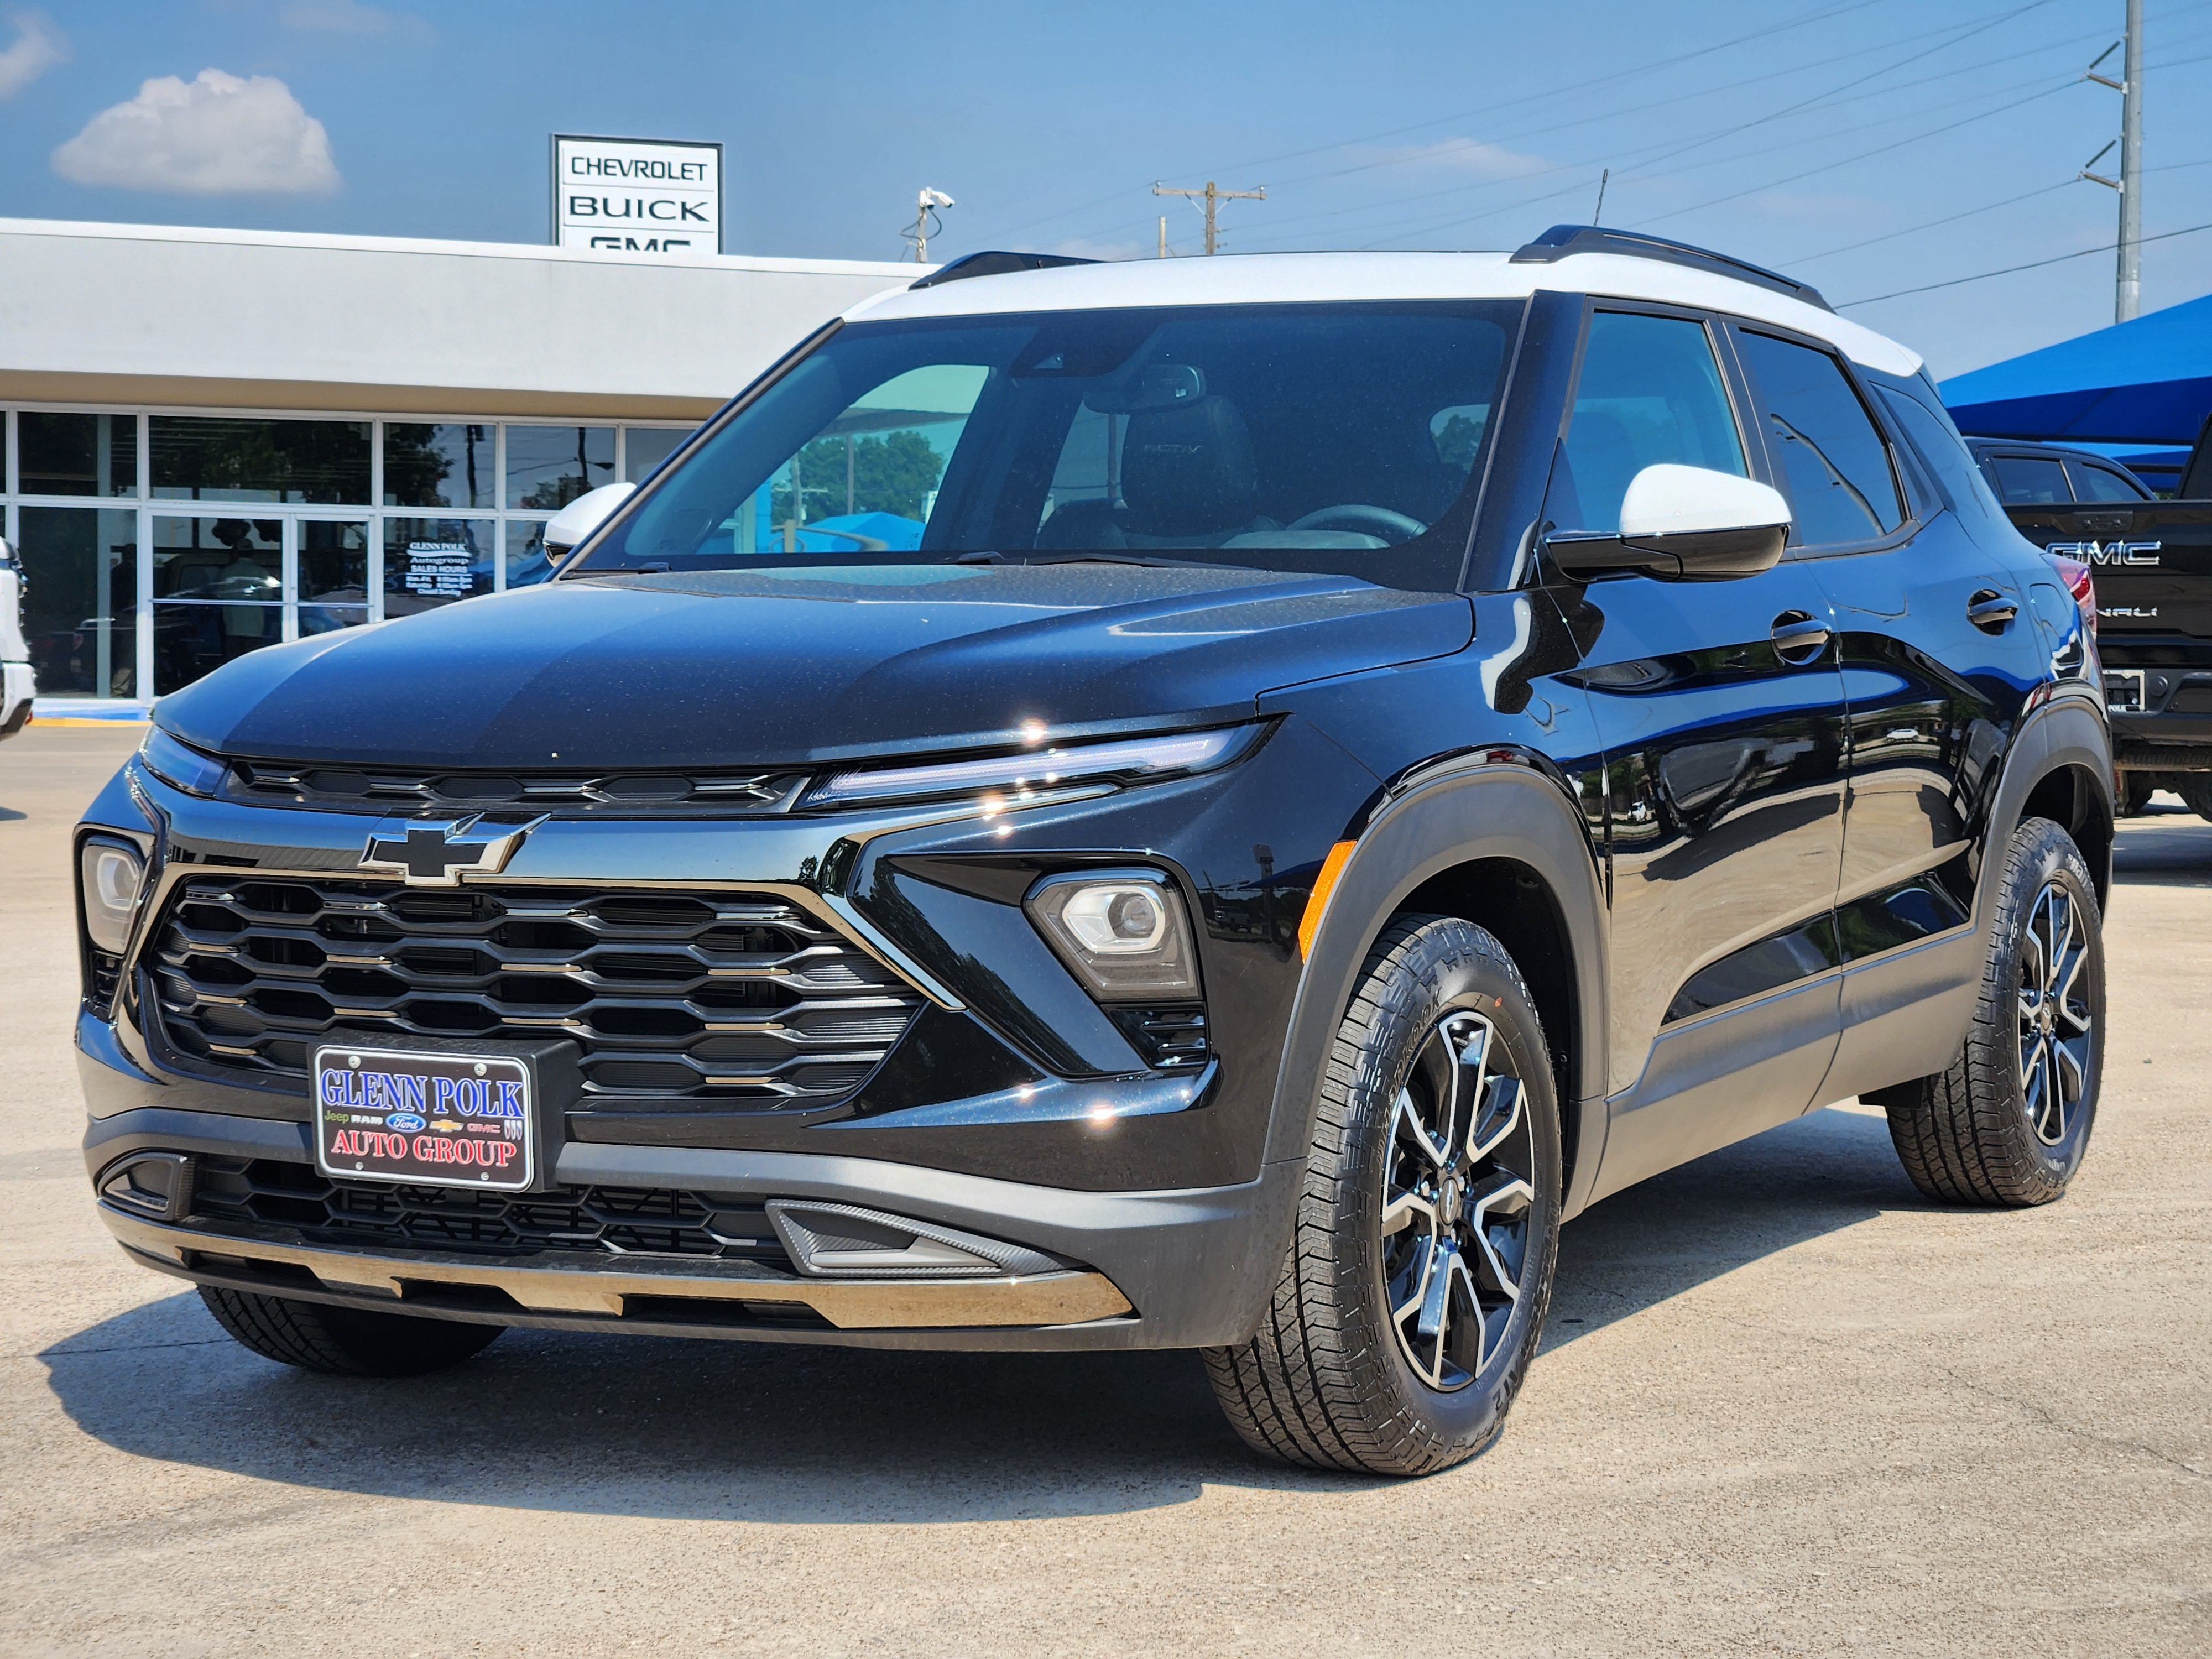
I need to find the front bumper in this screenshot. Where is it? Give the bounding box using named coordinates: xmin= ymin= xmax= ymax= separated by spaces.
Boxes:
xmin=82 ymin=1099 xmax=1294 ymax=1349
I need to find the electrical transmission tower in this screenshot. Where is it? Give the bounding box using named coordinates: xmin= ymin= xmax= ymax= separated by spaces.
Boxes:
xmin=2081 ymin=0 xmax=2144 ymax=321
xmin=1152 ymin=180 xmax=1266 ymax=254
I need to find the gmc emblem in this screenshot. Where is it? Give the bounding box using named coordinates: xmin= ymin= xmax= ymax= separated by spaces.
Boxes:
xmin=2048 ymin=539 xmax=2161 ymax=566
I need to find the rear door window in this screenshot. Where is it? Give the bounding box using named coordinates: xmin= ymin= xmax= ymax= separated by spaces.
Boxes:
xmin=1734 ymin=331 xmax=1904 ymax=545
xmin=1546 ymin=310 xmax=1747 ymax=536
xmin=2065 ymin=459 xmax=2148 ymax=502
xmin=1986 ymin=455 xmax=2072 ymax=506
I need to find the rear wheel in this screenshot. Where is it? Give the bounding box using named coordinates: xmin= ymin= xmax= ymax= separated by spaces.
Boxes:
xmin=1203 ymin=916 xmax=1561 ymax=1477
xmin=1876 ymin=817 xmax=2103 ymax=1207
xmin=199 ymin=1286 xmax=503 ymax=1376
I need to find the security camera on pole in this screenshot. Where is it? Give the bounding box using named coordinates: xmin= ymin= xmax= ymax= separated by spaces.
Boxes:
xmin=905 ymin=187 xmax=954 ymax=263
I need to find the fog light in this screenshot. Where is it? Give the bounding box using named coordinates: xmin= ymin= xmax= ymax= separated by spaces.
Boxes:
xmin=1026 ymin=870 xmax=1199 ymax=1001
xmin=79 ymin=838 xmax=145 ymax=954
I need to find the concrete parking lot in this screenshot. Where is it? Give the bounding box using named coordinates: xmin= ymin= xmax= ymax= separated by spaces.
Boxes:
xmin=1 ymin=722 xmax=2205 ymax=1657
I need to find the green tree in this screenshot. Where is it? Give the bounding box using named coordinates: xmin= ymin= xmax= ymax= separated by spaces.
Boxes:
xmin=774 ymin=427 xmax=947 ymax=525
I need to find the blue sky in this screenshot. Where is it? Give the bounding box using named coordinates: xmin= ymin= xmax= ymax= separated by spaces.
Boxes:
xmin=0 ymin=0 xmax=2208 ymax=376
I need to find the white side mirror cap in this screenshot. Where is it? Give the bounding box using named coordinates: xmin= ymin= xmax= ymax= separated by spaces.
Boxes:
xmin=544 ymin=481 xmax=638 ymax=557
xmin=1618 ymin=465 xmax=1791 ymax=540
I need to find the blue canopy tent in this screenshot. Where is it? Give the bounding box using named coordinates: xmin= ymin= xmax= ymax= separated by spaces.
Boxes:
xmin=1941 ymin=293 xmax=2212 ymax=487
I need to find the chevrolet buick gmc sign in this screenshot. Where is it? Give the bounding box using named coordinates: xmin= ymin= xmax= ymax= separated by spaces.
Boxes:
xmin=551 ymin=134 xmax=722 ymax=256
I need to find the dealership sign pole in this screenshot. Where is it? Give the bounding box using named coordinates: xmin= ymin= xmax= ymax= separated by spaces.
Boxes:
xmin=550 ymin=135 xmax=723 ymax=257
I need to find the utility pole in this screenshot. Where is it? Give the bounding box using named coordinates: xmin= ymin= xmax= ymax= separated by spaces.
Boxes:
xmin=2119 ymin=0 xmax=2143 ymax=321
xmin=1159 ymin=215 xmax=1168 ymax=258
xmin=1153 ymin=180 xmax=1266 ymax=254
xmin=2081 ymin=3 xmax=2143 ymax=322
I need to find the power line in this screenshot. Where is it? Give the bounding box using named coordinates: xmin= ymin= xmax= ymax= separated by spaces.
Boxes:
xmin=1834 ymin=216 xmax=2212 ymax=307
xmin=1629 ymin=76 xmax=2077 ymax=228
xmin=975 ymin=0 xmax=1898 ymax=244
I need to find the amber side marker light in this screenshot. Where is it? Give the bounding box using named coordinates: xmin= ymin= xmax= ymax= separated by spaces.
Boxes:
xmin=1299 ymin=840 xmax=1358 ymax=961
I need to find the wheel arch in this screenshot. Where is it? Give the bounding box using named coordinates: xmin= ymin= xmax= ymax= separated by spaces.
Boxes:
xmin=1978 ymin=696 xmax=2115 ymax=929
xmin=1262 ymin=758 xmax=1611 ymax=1220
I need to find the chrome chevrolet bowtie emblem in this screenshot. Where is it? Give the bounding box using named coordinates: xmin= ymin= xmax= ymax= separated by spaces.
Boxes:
xmin=358 ymin=817 xmax=538 ymax=886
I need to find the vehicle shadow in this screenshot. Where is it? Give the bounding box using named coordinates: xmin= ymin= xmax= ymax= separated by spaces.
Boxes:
xmin=40 ymin=1107 xmax=1921 ymax=1521
xmin=2111 ymin=807 xmax=2212 ymax=889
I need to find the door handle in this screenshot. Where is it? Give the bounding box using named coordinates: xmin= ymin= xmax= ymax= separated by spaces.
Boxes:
xmin=1968 ymin=589 xmax=2018 ymax=632
xmin=1770 ymin=612 xmax=1832 ymax=664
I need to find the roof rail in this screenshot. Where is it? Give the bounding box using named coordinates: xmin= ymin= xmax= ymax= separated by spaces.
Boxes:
xmin=909 ymin=251 xmax=1100 ymax=290
xmin=1509 ymin=225 xmax=1830 ymax=313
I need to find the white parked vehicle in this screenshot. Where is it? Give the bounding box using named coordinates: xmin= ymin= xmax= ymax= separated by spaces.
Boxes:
xmin=0 ymin=538 xmax=34 ymax=740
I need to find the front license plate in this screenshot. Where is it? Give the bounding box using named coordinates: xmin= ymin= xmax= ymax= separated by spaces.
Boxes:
xmin=312 ymin=1042 xmax=538 ymax=1192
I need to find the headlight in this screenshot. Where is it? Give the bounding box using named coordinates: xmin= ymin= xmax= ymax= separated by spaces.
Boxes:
xmin=1025 ymin=870 xmax=1199 ymax=1001
xmin=801 ymin=725 xmax=1259 ymax=813
xmin=138 ymin=727 xmax=228 ymax=796
xmin=80 ymin=837 xmax=147 ymax=954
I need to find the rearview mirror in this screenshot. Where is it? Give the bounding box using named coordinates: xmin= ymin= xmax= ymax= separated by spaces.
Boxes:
xmin=1546 ymin=465 xmax=1791 ymax=582
xmin=1083 ymin=362 xmax=1206 ymax=414
xmin=544 ymin=481 xmax=638 ymax=559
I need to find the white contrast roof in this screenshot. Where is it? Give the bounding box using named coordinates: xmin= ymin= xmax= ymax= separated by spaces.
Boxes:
xmin=846 ymin=249 xmax=1924 ymax=378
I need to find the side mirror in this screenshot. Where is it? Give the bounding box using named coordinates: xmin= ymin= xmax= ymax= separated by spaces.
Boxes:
xmin=544 ymin=481 xmax=638 ymax=560
xmin=1546 ymin=465 xmax=1791 ymax=582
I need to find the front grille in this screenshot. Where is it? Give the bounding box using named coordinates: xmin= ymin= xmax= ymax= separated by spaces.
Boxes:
xmin=149 ymin=876 xmax=924 ymax=1110
xmin=193 ymin=1155 xmax=792 ymax=1262
xmin=225 ymin=761 xmax=807 ymax=817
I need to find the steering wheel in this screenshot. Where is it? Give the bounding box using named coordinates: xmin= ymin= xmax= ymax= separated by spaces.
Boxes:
xmin=1286 ymin=504 xmax=1430 ymax=543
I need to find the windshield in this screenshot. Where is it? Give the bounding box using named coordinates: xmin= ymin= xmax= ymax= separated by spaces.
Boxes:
xmin=574 ymin=300 xmax=1521 ymax=591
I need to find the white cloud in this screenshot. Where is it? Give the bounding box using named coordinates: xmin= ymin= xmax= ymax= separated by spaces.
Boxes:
xmin=52 ymin=69 xmax=340 ymax=195
xmin=1354 ymin=138 xmax=1550 ymax=182
xmin=0 ymin=10 xmax=67 ymax=100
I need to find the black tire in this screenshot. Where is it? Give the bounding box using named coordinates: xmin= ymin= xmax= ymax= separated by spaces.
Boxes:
xmin=1203 ymin=916 xmax=1562 ymax=1477
xmin=199 ymin=1286 xmax=504 ymax=1376
xmin=2177 ymin=774 xmax=2212 ymax=822
xmin=2118 ymin=773 xmax=2153 ymax=817
xmin=1876 ymin=817 xmax=2103 ymax=1207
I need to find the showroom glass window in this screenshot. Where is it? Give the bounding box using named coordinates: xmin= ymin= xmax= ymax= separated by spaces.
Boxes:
xmin=151 ymin=417 xmax=372 ymax=504
xmin=507 ymin=425 xmax=615 ymax=509
xmin=1733 ymin=332 xmax=1903 ymax=544
xmin=19 ymin=413 xmax=136 ymax=497
xmin=1544 ymin=311 xmax=1749 ymax=536
xmin=14 ymin=507 xmax=136 ymax=696
xmin=2 ymin=412 xmax=700 ymax=698
xmin=385 ymin=424 xmax=496 ymax=509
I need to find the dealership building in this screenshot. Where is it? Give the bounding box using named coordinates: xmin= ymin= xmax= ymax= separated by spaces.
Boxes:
xmin=0 ymin=216 xmax=922 ymax=713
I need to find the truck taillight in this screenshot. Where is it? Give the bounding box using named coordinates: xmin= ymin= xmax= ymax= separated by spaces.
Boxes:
xmin=2050 ymin=555 xmax=2096 ymax=638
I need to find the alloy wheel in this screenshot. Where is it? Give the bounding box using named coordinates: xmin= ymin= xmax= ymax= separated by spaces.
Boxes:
xmin=1379 ymin=1008 xmax=1537 ymax=1391
xmin=2017 ymin=877 xmax=2094 ymax=1147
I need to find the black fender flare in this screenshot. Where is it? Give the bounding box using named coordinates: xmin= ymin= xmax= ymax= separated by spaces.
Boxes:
xmin=1971 ymin=691 xmax=2114 ymax=942
xmin=1259 ymin=757 xmax=1611 ymax=1218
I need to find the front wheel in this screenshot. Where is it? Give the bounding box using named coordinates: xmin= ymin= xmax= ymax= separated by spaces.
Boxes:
xmin=1877 ymin=817 xmax=2104 ymax=1207
xmin=200 ymin=1286 xmax=504 ymax=1376
xmin=1203 ymin=916 xmax=1562 ymax=1477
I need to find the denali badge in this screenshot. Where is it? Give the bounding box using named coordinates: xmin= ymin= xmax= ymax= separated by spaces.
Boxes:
xmin=2048 ymin=539 xmax=2161 ymax=566
xmin=358 ymin=817 xmax=539 ymax=886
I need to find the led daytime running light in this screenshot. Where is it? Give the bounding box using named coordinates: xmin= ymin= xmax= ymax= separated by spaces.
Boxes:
xmin=138 ymin=727 xmax=229 ymax=797
xmin=804 ymin=726 xmax=1254 ymax=812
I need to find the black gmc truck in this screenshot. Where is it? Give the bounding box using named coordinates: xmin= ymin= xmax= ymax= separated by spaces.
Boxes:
xmin=1980 ymin=421 xmax=2212 ymax=814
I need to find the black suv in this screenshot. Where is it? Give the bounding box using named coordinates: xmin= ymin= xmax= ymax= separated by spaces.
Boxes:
xmin=76 ymin=227 xmax=2111 ymax=1477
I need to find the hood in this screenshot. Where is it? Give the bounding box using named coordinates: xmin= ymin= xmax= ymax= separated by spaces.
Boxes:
xmin=157 ymin=563 xmax=1474 ymax=769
